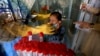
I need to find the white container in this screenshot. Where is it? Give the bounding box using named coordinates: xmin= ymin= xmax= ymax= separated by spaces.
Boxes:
xmin=22 ymin=50 xmax=27 ymax=56
xmin=18 ymin=50 xmax=23 ymax=56
xmin=38 ymin=52 xmax=43 ymax=56
xmin=27 ymin=50 xmax=32 ymax=56
xmin=32 ymin=51 xmax=38 ymax=56
xmin=29 ymin=35 xmax=32 ymax=41
xmin=40 ymin=37 xmax=43 ymax=42
xmin=16 ymin=50 xmax=21 ymax=56
xmin=32 ymin=51 xmax=37 ymax=56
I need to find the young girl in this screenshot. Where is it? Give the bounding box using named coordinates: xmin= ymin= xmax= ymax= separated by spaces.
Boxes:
xmin=46 ymin=12 xmax=65 ymax=43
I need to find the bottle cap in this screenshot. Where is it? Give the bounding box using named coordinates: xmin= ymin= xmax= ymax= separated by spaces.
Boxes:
xmin=28 ymin=31 xmax=32 ymax=35
xmin=39 ymin=32 xmax=44 ymax=37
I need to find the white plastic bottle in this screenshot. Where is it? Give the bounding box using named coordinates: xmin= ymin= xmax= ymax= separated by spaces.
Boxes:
xmin=39 ymin=32 xmax=44 ymax=42
xmin=28 ymin=31 xmax=33 ymax=41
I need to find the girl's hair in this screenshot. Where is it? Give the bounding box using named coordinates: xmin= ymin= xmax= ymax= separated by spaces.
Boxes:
xmin=50 ymin=12 xmax=62 ymax=21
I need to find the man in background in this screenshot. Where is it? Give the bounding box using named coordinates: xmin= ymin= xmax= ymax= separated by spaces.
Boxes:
xmin=74 ymin=0 xmax=100 ymax=56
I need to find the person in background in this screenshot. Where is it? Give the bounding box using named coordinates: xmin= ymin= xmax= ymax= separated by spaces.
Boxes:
xmin=80 ymin=3 xmax=100 ymax=15
xmin=46 ymin=12 xmax=65 ymax=43
xmin=74 ymin=1 xmax=100 ymax=31
xmin=73 ymin=1 xmax=100 ymax=56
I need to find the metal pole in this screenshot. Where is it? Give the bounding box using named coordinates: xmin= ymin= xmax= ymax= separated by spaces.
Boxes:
xmin=68 ymin=0 xmax=73 ymax=20
xmin=71 ymin=0 xmax=90 ymax=52
xmin=7 ymin=0 xmax=17 ymax=21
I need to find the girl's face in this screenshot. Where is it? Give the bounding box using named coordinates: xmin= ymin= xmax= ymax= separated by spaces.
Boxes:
xmin=49 ymin=15 xmax=61 ymax=24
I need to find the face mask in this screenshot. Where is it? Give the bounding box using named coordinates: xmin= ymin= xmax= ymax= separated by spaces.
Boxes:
xmin=52 ymin=24 xmax=57 ymax=29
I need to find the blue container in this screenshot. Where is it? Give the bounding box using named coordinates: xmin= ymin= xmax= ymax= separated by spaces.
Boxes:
xmin=1 ymin=37 xmax=21 ymax=56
